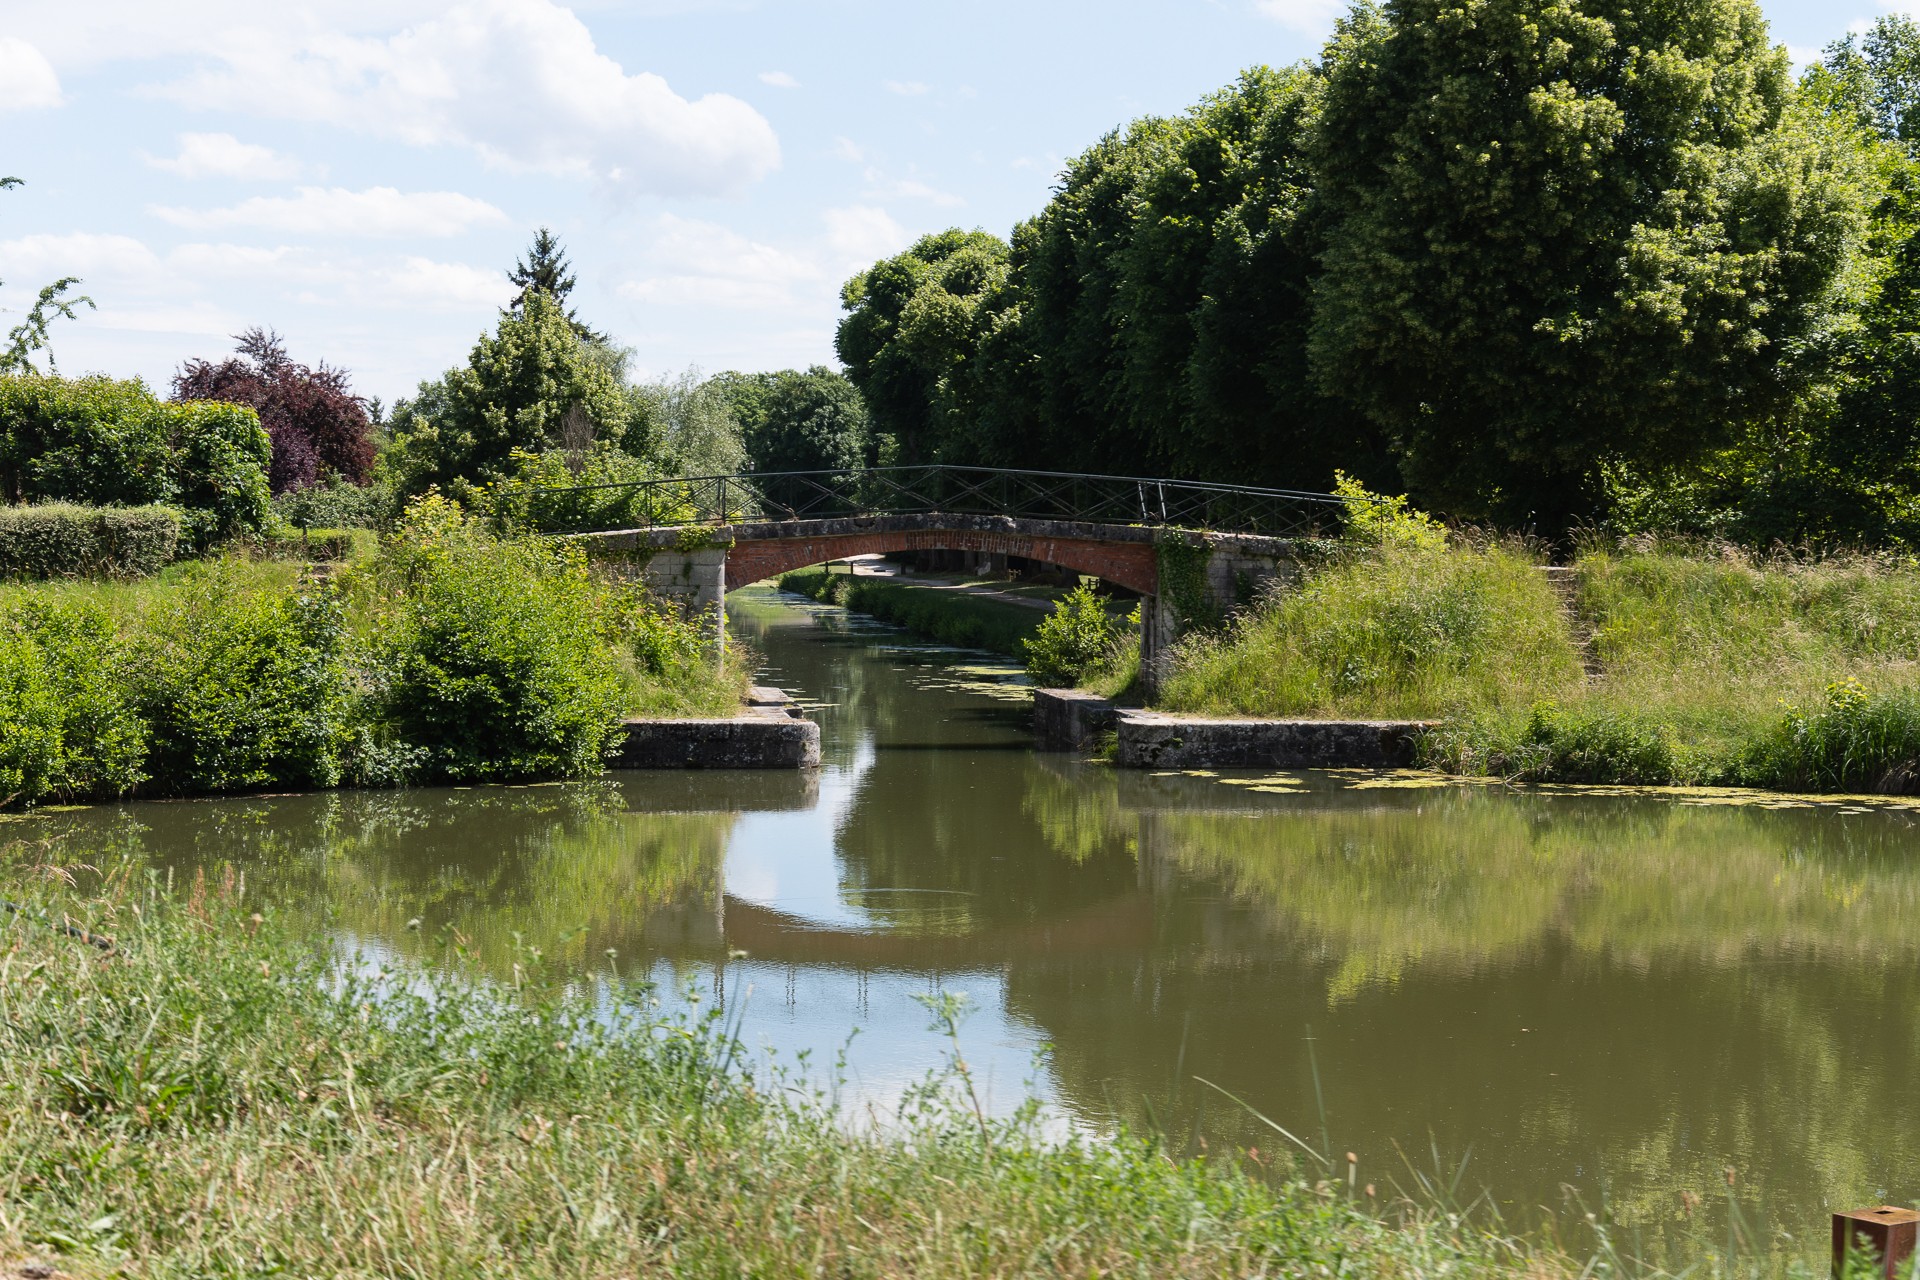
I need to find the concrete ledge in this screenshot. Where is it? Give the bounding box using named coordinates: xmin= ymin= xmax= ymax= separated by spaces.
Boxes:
xmin=1115 ymin=710 xmax=1435 ymax=769
xmin=613 ymin=714 xmax=820 ymax=769
xmin=1033 ymin=689 xmax=1118 ymax=751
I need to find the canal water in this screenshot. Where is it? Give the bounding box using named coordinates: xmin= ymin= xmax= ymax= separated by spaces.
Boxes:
xmin=23 ymin=584 xmax=1920 ymax=1247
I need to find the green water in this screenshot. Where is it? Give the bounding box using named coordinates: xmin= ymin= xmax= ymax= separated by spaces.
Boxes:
xmin=22 ymin=584 xmax=1920 ymax=1246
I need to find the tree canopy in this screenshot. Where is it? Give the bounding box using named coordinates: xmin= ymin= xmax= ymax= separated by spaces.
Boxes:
xmin=833 ymin=0 xmax=1882 ymax=538
xmin=173 ymin=329 xmax=374 ymax=494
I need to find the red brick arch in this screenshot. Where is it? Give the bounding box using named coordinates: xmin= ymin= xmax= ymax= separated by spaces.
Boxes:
xmin=725 ymin=528 xmax=1159 ymax=595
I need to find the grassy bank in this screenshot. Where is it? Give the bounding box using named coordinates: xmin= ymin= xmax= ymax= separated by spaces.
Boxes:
xmin=0 ymin=857 xmax=1555 ymax=1279
xmin=0 ymin=496 xmax=746 ymax=808
xmin=779 ymin=567 xmax=1046 ymax=656
xmin=1156 ymin=536 xmax=1920 ymax=792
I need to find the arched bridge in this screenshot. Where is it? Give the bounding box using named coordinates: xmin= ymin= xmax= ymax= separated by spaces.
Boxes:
xmin=517 ymin=466 xmax=1343 ymax=683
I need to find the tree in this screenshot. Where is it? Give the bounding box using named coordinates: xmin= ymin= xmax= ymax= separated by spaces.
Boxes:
xmin=0 ymin=175 xmax=93 ymax=376
xmin=1308 ymin=0 xmax=1870 ymax=529
xmin=173 ymin=329 xmax=374 ymax=494
xmin=508 ymin=227 xmax=604 ymax=344
xmin=836 ymin=230 xmax=1010 ymax=465
xmin=384 ymin=291 xmax=633 ymax=496
xmin=714 ymin=367 xmax=869 ymax=475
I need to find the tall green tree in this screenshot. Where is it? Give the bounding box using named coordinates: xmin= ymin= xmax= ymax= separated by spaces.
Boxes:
xmin=835 ymin=230 xmax=1010 ymax=465
xmin=507 ymin=227 xmax=605 ymax=344
xmin=383 ymin=292 xmax=634 ymax=496
xmin=1308 ymin=0 xmax=1870 ymax=528
xmin=714 ymin=367 xmax=870 ymax=474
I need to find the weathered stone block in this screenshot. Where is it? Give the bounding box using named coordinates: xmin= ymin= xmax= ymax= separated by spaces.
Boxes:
xmin=1114 ymin=711 xmax=1435 ymax=769
xmin=613 ymin=715 xmax=821 ymax=769
xmin=1033 ymin=688 xmax=1117 ymax=751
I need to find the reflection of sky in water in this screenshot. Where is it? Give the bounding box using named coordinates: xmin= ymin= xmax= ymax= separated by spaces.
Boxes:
xmin=709 ymin=662 xmax=1060 ymax=1125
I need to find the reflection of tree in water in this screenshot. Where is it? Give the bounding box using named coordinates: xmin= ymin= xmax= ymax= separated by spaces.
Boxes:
xmin=832 ymin=751 xmax=1138 ymax=933
xmin=32 ymin=783 xmax=735 ymax=974
xmin=1006 ymin=778 xmax=1920 ymax=1240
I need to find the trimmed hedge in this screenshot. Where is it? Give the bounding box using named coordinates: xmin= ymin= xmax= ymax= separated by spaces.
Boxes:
xmin=0 ymin=375 xmax=271 ymax=550
xmin=0 ymin=503 xmax=181 ymax=579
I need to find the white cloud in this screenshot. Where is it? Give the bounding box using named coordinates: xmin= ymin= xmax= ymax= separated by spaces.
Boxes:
xmin=861 ymin=175 xmax=962 ymax=208
xmin=0 ymin=38 xmax=62 ymax=113
xmin=150 ymin=0 xmax=780 ymax=198
xmin=618 ymin=206 xmax=914 ymax=313
xmin=833 ymin=136 xmax=868 ymax=164
xmin=759 ymin=70 xmax=800 ymax=89
xmin=619 ymin=213 xmax=821 ymax=309
xmin=0 ymin=230 xmax=514 ymax=323
xmin=883 ymin=80 xmax=931 ymax=97
xmin=148 ymin=186 xmax=508 ymax=237
xmin=823 ymin=206 xmax=909 ymax=268
xmin=1250 ymin=0 xmax=1347 ymax=33
xmin=145 ymin=132 xmax=303 ymax=181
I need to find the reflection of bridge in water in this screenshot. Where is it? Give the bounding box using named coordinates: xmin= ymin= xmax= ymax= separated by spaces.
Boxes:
xmin=513 ymin=465 xmax=1343 ymax=685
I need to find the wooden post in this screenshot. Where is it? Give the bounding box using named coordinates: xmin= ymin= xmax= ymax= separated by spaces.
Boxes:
xmin=1834 ymin=1207 xmax=1919 ymax=1279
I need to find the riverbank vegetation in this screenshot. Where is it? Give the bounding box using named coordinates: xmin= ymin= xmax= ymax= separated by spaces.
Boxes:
xmin=0 ymin=497 xmax=743 ymax=809
xmin=0 ymin=853 xmax=1562 ymax=1279
xmin=1152 ymin=487 xmax=1920 ymax=792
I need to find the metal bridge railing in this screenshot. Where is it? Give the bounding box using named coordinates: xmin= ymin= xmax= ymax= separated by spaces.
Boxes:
xmin=486 ymin=465 xmax=1347 ymax=540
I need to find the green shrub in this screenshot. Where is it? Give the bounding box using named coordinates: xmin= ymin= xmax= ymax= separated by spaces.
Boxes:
xmin=0 ymin=621 xmax=58 ymax=804
xmin=372 ymin=497 xmax=629 ymax=782
xmin=129 ymin=565 xmax=354 ymax=795
xmin=0 ymin=376 xmax=271 ymax=551
xmin=1737 ymin=677 xmax=1920 ymax=793
xmin=155 ymin=400 xmax=272 ymax=550
xmin=1023 ymin=583 xmax=1137 ymax=687
xmin=0 ymin=598 xmax=147 ymax=804
xmin=478 ymin=446 xmax=685 ymax=534
xmin=274 ymin=477 xmax=394 ymax=531
xmin=0 ymin=503 xmax=180 ymax=579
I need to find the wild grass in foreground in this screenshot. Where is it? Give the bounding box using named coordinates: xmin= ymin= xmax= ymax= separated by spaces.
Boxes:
xmin=0 ymin=854 xmax=1591 ymax=1280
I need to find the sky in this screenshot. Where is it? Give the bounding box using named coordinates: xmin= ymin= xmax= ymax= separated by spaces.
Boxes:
xmin=0 ymin=0 xmax=1908 ymax=406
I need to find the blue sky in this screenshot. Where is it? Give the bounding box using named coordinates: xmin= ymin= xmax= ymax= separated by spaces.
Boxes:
xmin=0 ymin=0 xmax=1903 ymax=405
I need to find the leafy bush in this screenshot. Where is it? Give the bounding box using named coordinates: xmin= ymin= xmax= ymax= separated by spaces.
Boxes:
xmin=1738 ymin=678 xmax=1920 ymax=793
xmin=371 ymin=497 xmax=629 ymax=782
xmin=1023 ymin=583 xmax=1137 ymax=687
xmin=129 ymin=565 xmax=354 ymax=795
xmin=0 ymin=503 xmax=180 ymax=578
xmin=478 ymin=446 xmax=677 ymax=534
xmin=155 ymin=400 xmax=273 ymax=550
xmin=0 ymin=598 xmax=146 ymax=804
xmin=273 ymin=476 xmax=394 ymax=531
xmin=0 ymin=621 xmax=58 ymax=804
xmin=1423 ymin=701 xmax=1683 ymax=785
xmin=11 ymin=598 xmax=147 ymax=799
xmin=0 ymin=376 xmax=271 ymax=550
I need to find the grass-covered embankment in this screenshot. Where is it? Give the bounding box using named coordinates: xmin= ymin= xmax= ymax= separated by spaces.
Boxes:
xmin=779 ymin=566 xmax=1045 ymax=656
xmin=0 ymin=495 xmax=746 ymax=808
xmin=0 ymin=857 xmax=1551 ymax=1278
xmin=1157 ymin=530 xmax=1920 ymax=793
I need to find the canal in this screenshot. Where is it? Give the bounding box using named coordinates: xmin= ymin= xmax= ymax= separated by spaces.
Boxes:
xmin=25 ymin=584 xmax=1920 ymax=1245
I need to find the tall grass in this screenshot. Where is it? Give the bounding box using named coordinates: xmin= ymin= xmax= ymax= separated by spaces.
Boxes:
xmin=0 ymin=854 xmax=1560 ymax=1279
xmin=1160 ymin=539 xmax=1582 ymax=718
xmin=1425 ymin=545 xmax=1920 ymax=789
